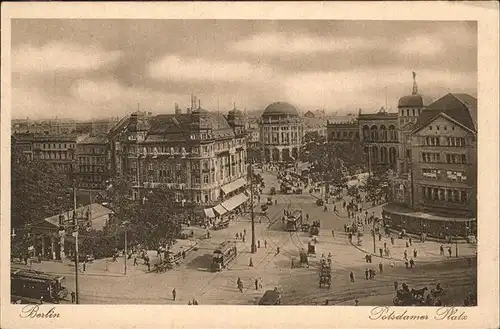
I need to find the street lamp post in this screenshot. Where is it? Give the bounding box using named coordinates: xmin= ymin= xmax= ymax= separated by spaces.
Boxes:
xmin=249 ymin=161 xmax=257 ymax=254
xmin=72 ymin=183 xmax=80 ymax=304
xmin=122 ymin=221 xmax=130 ymax=275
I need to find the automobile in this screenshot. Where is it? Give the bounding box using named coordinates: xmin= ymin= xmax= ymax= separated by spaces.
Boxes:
xmin=294 ymin=188 xmax=302 ymax=194
xmin=258 ymin=289 xmax=282 ymax=305
xmin=316 ymin=199 xmax=324 ymax=206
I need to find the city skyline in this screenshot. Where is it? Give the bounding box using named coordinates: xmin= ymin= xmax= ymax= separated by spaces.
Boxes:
xmin=11 ymin=20 xmax=477 ymax=120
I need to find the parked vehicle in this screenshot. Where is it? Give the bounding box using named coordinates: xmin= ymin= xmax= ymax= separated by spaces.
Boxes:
xmin=258 ymin=289 xmax=282 ymax=305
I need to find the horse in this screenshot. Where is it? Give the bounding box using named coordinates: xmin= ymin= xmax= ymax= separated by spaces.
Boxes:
xmin=411 ymin=287 xmax=428 ymax=299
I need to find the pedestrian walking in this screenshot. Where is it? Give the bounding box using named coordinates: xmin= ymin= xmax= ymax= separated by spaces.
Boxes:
xmin=378 ymin=233 xmax=382 ymax=241
xmin=384 ymin=242 xmax=387 ymax=249
xmin=409 ymin=258 xmax=415 ymax=268
xmin=365 ymin=268 xmax=369 ymax=280
xmin=447 ymin=247 xmax=452 ymax=258
xmin=440 ymin=245 xmax=444 ymax=256
xmin=259 ymin=277 xmax=263 ymax=290
xmin=379 ymin=248 xmax=383 ymax=257
xmin=244 ymin=229 xmax=246 ymax=236
xmin=133 ymin=257 xmax=138 ymax=266
xmin=83 ymin=260 xmax=87 ymax=272
xmin=276 ymin=246 xmax=280 ymax=255
xmin=350 ymin=271 xmax=355 ymax=283
xmin=413 ymin=249 xmax=417 ymax=258
xmin=405 ymin=241 xmax=409 ymax=248
xmin=394 ymin=281 xmax=398 ymax=291
xmin=391 ymin=236 xmax=394 ymax=245
xmin=257 ymin=240 xmax=260 ymax=248
xmin=403 ymin=250 xmax=408 ymax=260
xmin=242 ymin=235 xmax=246 ymax=242
xmin=172 ymin=288 xmax=176 ymax=301
xmin=331 ymin=229 xmax=335 ymax=238
xmin=264 ymin=240 xmax=267 ymax=248
xmin=405 ymin=260 xmax=409 ymax=269
xmin=409 ymin=237 xmax=412 ymax=246
xmin=355 ymin=299 xmax=359 ymax=306
xmin=379 ymin=262 xmax=383 ymax=273
xmin=249 ymin=258 xmax=253 ymax=267
xmin=71 ymin=291 xmax=76 ymax=303
xmin=147 ymin=261 xmax=151 ymax=271
xmin=365 ymin=254 xmax=369 ymax=263
xmin=255 ymin=278 xmax=259 ymax=290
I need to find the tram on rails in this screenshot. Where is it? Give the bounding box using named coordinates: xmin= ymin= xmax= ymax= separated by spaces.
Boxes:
xmin=286 ymin=210 xmax=303 ymax=232
xmin=11 ymin=268 xmax=69 ymax=304
xmin=210 ymin=241 xmax=238 ymax=272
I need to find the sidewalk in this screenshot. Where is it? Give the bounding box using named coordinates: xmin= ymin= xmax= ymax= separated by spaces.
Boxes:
xmin=348 ymin=230 xmax=477 ymax=264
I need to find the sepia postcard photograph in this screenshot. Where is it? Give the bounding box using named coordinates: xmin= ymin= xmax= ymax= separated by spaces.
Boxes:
xmin=1 ymin=2 xmax=499 ymax=329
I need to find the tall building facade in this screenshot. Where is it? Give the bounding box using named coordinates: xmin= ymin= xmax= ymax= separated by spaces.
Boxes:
xmin=383 ymin=93 xmax=477 ymax=239
xmin=76 ymin=136 xmax=111 ymax=190
xmin=397 ymin=72 xmax=433 ymax=175
xmin=109 ymin=100 xmax=249 ymax=219
xmin=32 ymin=135 xmax=79 ymax=173
xmin=260 ymin=102 xmax=304 ymax=162
xmin=358 ymin=108 xmax=399 ymax=171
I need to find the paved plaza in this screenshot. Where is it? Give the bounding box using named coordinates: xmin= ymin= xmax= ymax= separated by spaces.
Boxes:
xmin=15 ymin=169 xmax=477 ymax=305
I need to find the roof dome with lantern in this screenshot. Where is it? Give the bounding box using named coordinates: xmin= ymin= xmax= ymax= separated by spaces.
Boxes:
xmin=398 ymin=72 xmax=432 ymax=108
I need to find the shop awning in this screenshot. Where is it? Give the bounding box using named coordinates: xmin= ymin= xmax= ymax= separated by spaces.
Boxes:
xmin=213 ymin=204 xmax=227 ymax=216
xmin=222 ymin=193 xmax=249 ymax=212
xmin=221 ymin=178 xmax=247 ymax=194
xmin=204 ymin=208 xmax=216 ymax=218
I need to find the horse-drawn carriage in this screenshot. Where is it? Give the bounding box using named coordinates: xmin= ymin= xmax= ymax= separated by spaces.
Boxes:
xmin=310 ymin=221 xmax=320 ymax=236
xmin=307 ymin=242 xmax=316 ymax=256
xmin=393 ymin=285 xmax=430 ymax=306
xmin=318 ymin=258 xmax=331 ymax=288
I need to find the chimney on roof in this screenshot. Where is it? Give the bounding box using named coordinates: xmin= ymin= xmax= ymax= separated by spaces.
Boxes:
xmin=186 ymin=108 xmax=192 ymax=115
xmin=175 ymin=103 xmax=181 ymax=115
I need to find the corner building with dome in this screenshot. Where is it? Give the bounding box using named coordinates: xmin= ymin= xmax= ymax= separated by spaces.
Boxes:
xmin=259 ymin=102 xmax=304 ymax=163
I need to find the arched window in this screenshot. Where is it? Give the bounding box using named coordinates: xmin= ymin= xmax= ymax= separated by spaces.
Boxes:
xmin=362 ymin=125 xmax=370 ymax=140
xmin=370 ymin=126 xmax=378 ymax=141
xmin=380 ymin=125 xmax=387 ymax=141
xmin=388 ymin=125 xmax=396 ymax=141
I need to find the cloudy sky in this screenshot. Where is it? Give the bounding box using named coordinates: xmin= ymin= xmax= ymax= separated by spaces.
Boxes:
xmin=11 ymin=19 xmax=477 ymax=120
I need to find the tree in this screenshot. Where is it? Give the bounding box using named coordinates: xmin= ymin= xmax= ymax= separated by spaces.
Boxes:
xmin=11 ymin=142 xmax=73 ymax=230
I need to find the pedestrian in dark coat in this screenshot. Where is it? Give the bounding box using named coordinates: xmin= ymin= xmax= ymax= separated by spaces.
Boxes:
xmin=350 ymin=271 xmax=355 ymax=283
xmin=172 ymin=288 xmax=176 ymax=301
xmin=365 ymin=269 xmax=369 ymax=280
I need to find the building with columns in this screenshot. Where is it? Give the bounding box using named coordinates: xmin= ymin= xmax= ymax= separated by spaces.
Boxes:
xmin=260 ymin=102 xmax=304 ymax=162
xmin=31 ymin=203 xmax=113 ymax=261
xmin=358 ymin=107 xmax=399 ymax=171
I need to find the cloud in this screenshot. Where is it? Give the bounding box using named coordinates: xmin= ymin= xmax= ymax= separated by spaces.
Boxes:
xmin=283 ymin=68 xmax=476 ymax=110
xmin=398 ymin=35 xmax=445 ymax=57
xmin=12 ymin=42 xmax=123 ymax=74
xmin=147 ymin=54 xmax=279 ymax=84
xmin=229 ymin=32 xmax=373 ymax=56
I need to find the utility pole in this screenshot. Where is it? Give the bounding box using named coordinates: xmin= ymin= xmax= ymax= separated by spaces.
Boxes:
xmin=372 ymin=218 xmax=376 ymax=253
xmin=249 ymin=161 xmax=257 ymax=253
xmin=73 ymin=183 xmax=79 ymax=304
xmin=124 ymin=228 xmax=128 ymax=274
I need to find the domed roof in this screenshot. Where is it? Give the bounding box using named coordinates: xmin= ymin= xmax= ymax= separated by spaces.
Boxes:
xmin=398 ymin=94 xmax=432 ymax=108
xmin=262 ymin=102 xmax=299 ymax=117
